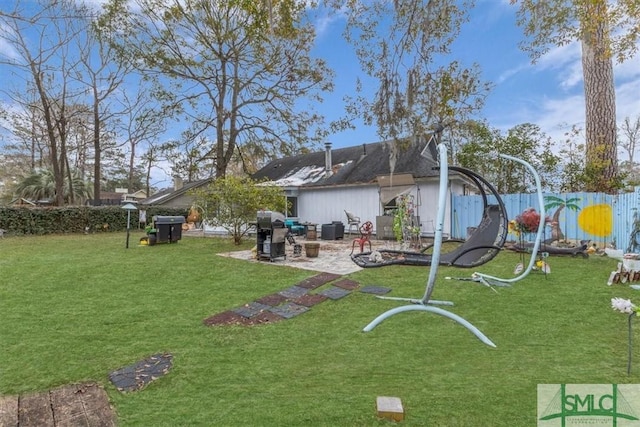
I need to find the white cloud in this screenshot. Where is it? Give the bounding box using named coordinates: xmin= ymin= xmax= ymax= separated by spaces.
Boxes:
xmin=496 ymin=62 xmax=529 ymax=84
xmin=0 ymin=22 xmax=20 ymax=61
xmin=311 ymin=5 xmax=348 ymax=39
xmin=537 ymin=42 xmax=581 ymax=71
xmin=536 ymin=42 xmax=583 ymax=90
xmin=616 ymin=78 xmax=640 ymax=121
xmin=615 ymin=50 xmax=640 ymax=80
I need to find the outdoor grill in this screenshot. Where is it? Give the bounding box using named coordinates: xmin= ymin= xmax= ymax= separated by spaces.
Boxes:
xmin=256 ymin=211 xmax=287 ymax=261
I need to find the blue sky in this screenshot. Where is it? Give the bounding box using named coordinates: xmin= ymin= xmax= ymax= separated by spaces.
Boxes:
xmin=1 ymin=0 xmax=639 ymax=188
xmin=310 ymin=0 xmax=640 ymax=150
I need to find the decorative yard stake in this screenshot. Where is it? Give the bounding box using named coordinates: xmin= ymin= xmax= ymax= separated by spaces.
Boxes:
xmin=122 ymin=203 xmax=138 ymax=249
xmin=630 ymin=312 xmax=635 ymax=376
xmin=611 ymin=297 xmax=638 ymax=375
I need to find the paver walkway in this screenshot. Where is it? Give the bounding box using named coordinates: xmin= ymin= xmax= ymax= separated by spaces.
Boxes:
xmin=203 ymin=272 xmax=391 ymax=326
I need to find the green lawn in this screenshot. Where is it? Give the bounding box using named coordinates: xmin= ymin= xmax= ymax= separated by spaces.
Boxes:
xmin=0 ymin=233 xmax=635 ymax=426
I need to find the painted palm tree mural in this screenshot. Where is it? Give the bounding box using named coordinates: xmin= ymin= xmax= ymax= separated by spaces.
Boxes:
xmin=543 ymin=195 xmax=581 ymax=243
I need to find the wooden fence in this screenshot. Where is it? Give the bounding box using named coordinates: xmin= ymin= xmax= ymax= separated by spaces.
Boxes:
xmin=451 ymin=187 xmax=640 ymax=252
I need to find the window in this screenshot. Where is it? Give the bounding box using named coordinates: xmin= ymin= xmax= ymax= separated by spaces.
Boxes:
xmin=286 ymin=196 xmax=298 ymax=218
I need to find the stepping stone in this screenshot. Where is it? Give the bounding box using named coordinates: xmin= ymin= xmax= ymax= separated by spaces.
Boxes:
xmin=376 ymin=396 xmax=404 ymax=422
xmin=0 ymin=383 xmax=116 ymax=427
xmin=203 ymin=310 xmax=246 ymax=326
xmin=360 ymin=285 xmax=392 ymax=295
xmin=256 ymin=293 xmax=289 ymax=306
xmin=268 ymin=302 xmax=309 ymax=319
xmin=109 ymin=353 xmax=173 ymax=393
xmin=278 ymin=285 xmax=308 ymax=299
xmin=317 ymin=286 xmax=351 ymax=300
xmin=333 ymin=279 xmax=360 ymax=290
xmin=204 ymin=309 xmax=284 ymax=326
xmin=232 ymin=301 xmax=271 ymax=318
xmin=243 ymin=311 xmax=284 ymax=325
xmin=296 ymin=272 xmax=342 ymax=289
xmin=50 ymin=383 xmax=116 ymax=426
xmin=292 ymin=293 xmax=328 ymax=307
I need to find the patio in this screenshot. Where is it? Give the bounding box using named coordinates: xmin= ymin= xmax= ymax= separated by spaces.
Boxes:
xmin=216 ymin=235 xmax=393 ymax=275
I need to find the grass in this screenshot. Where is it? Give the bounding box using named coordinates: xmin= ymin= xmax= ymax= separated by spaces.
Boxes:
xmin=0 ymin=232 xmax=636 ymax=425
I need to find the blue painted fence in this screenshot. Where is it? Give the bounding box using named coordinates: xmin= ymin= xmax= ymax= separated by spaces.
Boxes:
xmin=451 ymin=187 xmax=640 ymax=251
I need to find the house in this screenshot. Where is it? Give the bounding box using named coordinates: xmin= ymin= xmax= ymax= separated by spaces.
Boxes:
xmin=88 ymin=189 xmax=149 ymax=206
xmin=138 ymin=177 xmax=213 ymax=208
xmin=252 ymin=138 xmax=471 ymax=238
xmin=117 ymin=188 xmax=148 ymax=203
xmin=9 ymin=198 xmax=36 ymax=207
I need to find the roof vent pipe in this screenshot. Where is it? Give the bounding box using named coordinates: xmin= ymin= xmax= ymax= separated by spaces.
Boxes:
xmin=173 ymin=176 xmax=183 ymax=191
xmin=325 ymin=142 xmax=332 ymax=177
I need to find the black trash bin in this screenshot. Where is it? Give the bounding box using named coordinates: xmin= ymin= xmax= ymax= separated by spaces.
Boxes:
xmin=152 ymin=215 xmax=186 ymax=243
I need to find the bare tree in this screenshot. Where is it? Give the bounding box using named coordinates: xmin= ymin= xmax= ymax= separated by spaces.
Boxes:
xmin=0 ymin=0 xmax=86 ymax=205
xmin=73 ymin=11 xmax=132 ymax=205
xmin=619 ymin=115 xmax=640 ymax=187
xmin=0 ymin=96 xmax=48 ymax=171
xmin=619 ymin=116 xmax=640 ymax=165
xmin=97 ymin=0 xmax=334 ymax=179
xmin=113 ymin=88 xmax=167 ymax=193
xmin=335 ymin=0 xmax=490 ymax=155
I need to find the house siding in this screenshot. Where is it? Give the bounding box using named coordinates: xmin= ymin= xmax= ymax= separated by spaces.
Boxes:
xmin=296 ymin=179 xmax=464 ymax=238
xmin=158 ymin=194 xmax=196 ymax=209
xmin=297 ymin=184 xmax=380 ymax=230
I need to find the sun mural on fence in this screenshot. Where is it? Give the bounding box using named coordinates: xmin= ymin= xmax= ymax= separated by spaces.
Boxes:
xmin=577 ymin=204 xmax=613 ymax=238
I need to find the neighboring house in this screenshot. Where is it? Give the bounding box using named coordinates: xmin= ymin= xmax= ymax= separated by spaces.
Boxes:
xmin=90 ymin=189 xmax=149 ymax=206
xmin=138 ymin=177 xmax=213 ymax=208
xmin=9 ymin=198 xmax=37 ymax=207
xmin=252 ymin=139 xmax=472 ymax=238
xmin=117 ymin=188 xmax=148 ymax=203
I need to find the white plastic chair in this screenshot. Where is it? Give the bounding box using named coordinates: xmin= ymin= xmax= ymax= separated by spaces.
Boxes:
xmin=344 ymin=210 xmax=361 ymax=235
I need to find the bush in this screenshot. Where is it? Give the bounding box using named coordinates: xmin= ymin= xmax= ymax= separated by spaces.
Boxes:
xmin=0 ymin=206 xmax=189 ymax=236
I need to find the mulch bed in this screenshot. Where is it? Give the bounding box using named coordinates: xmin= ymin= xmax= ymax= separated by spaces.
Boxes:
xmin=295 ymin=272 xmax=342 ymax=289
xmin=203 ymin=310 xmax=284 ymax=326
xmin=292 ymin=293 xmax=328 ymax=307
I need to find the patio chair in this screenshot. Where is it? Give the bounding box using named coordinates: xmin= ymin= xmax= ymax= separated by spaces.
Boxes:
xmin=350 ymin=221 xmax=373 ymax=255
xmin=345 ymin=210 xmax=361 ymax=235
xmin=284 ymin=219 xmax=305 ymax=236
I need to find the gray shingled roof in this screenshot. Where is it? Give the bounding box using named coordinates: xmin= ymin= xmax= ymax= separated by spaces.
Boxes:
xmin=139 ymin=178 xmax=214 ymax=206
xmin=252 ymin=138 xmax=439 ymax=187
